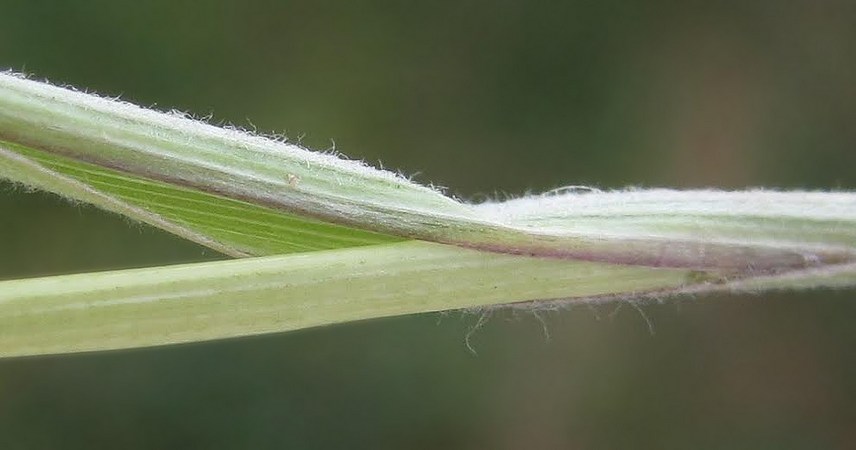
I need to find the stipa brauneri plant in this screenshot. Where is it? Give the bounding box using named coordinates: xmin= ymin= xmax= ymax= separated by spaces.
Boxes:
xmin=0 ymin=72 xmax=854 ymax=358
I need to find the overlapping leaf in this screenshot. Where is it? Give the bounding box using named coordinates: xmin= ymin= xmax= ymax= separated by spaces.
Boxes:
xmin=0 ymin=72 xmax=854 ymax=357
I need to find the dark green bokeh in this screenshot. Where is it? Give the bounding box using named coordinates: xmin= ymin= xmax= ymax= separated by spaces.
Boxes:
xmin=1 ymin=1 xmax=855 ymax=448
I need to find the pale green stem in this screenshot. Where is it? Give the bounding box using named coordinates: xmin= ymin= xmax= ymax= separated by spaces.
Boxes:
xmin=2 ymin=73 xmax=855 ymax=271
xmin=0 ymin=241 xmax=696 ymax=357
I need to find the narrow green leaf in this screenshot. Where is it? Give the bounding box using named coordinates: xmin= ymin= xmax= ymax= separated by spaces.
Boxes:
xmin=1 ymin=141 xmax=401 ymax=256
xmin=0 ymin=241 xmax=698 ymax=357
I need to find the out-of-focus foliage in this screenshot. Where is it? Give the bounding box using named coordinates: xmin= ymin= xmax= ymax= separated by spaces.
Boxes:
xmin=0 ymin=1 xmax=854 ymax=448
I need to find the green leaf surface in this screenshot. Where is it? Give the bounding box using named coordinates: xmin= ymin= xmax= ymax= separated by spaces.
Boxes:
xmin=0 ymin=241 xmax=698 ymax=357
xmin=2 ymin=141 xmax=402 ymax=257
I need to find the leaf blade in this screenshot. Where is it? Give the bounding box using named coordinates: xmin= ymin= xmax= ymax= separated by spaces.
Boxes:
xmin=1 ymin=141 xmax=403 ymax=256
xmin=0 ymin=241 xmax=697 ymax=357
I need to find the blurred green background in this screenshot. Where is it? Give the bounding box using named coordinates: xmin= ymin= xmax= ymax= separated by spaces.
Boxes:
xmin=1 ymin=1 xmax=855 ymax=448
